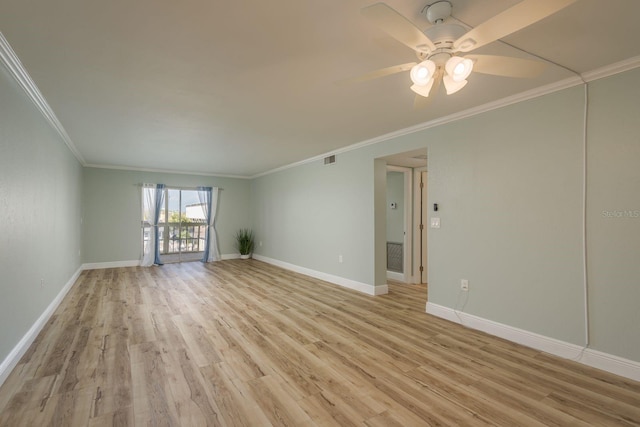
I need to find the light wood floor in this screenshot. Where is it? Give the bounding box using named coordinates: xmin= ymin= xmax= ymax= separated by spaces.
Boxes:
xmin=1 ymin=260 xmax=639 ymax=426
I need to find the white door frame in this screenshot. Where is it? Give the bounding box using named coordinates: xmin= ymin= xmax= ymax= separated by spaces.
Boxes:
xmin=413 ymin=167 xmax=428 ymax=284
xmin=386 ymin=166 xmax=413 ymax=283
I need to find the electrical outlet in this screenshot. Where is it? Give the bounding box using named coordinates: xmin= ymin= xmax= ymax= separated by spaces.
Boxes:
xmin=259 ymin=241 xmax=263 ymax=247
xmin=40 ymin=279 xmax=44 ymax=288
xmin=338 ymin=254 xmax=343 ymax=263
xmin=460 ymin=279 xmax=469 ymax=291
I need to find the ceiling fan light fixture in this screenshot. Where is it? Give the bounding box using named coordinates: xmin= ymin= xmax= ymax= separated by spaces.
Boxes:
xmin=443 ymin=75 xmax=468 ymax=95
xmin=410 ymin=79 xmax=435 ymax=98
xmin=445 ymin=57 xmax=473 ymax=82
xmin=410 ymin=60 xmax=436 ymax=86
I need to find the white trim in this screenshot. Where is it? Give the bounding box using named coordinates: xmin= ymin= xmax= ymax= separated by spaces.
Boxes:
xmin=82 ymin=260 xmax=140 ymax=270
xmin=82 ymin=256 xmax=242 ymax=267
xmin=580 ymin=349 xmax=640 ymax=382
xmin=413 ymin=168 xmax=428 ymax=285
xmin=83 ymin=55 xmax=640 ymax=179
xmin=0 ymin=33 xmax=85 ymax=165
xmin=426 ymin=302 xmax=640 ymax=382
xmin=2 ymin=27 xmax=639 ymax=179
xmin=582 ymin=55 xmax=640 ymax=82
xmin=251 ymin=78 xmax=578 ymax=179
xmin=387 ymin=271 xmax=405 ymax=282
xmin=84 ymin=163 xmax=250 ymax=180
xmin=252 ymin=57 xmax=640 ymax=180
xmin=386 ymin=165 xmax=413 ymax=283
xmin=0 ymin=267 xmax=82 ymax=387
xmin=253 ymin=254 xmax=387 ymax=296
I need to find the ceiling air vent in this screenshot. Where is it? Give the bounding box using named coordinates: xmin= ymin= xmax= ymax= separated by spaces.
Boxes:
xmin=324 ymin=155 xmax=336 ymax=165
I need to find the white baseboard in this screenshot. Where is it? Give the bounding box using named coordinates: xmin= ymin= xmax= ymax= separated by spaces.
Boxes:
xmin=426 ymin=302 xmax=640 ymax=382
xmin=82 ymin=260 xmax=140 ymax=270
xmin=0 ymin=266 xmax=83 ymax=387
xmin=579 ymin=348 xmax=640 ymax=382
xmin=253 ymin=254 xmax=387 ymax=296
xmin=83 ymin=256 xmax=243 ymax=267
xmin=387 ymin=271 xmax=405 ymax=282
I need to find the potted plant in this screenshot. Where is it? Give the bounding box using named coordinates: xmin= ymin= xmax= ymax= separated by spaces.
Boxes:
xmin=235 ymin=228 xmax=254 ymax=259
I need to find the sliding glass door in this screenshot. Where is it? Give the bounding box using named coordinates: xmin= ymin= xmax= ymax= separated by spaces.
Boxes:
xmin=158 ymin=188 xmax=207 ymax=263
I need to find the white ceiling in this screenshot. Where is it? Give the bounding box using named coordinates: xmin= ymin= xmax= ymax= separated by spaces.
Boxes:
xmin=1 ymin=0 xmax=639 ymax=177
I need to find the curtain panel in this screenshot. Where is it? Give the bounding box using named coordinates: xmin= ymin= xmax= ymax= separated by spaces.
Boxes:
xmin=141 ymin=183 xmax=165 ymax=266
xmin=197 ymin=186 xmax=221 ymax=262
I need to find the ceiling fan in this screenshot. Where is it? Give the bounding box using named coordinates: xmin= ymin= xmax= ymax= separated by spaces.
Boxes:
xmin=357 ymin=0 xmax=577 ymax=100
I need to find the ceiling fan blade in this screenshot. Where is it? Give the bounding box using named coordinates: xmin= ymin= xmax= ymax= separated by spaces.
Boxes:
xmin=453 ymin=0 xmax=577 ymax=53
xmin=362 ymin=3 xmax=437 ymax=55
xmin=338 ymin=62 xmax=417 ymax=85
xmin=466 ymin=54 xmax=547 ymax=78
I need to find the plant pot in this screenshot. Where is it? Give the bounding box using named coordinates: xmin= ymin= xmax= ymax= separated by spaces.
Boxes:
xmin=240 ymin=254 xmax=251 ymax=260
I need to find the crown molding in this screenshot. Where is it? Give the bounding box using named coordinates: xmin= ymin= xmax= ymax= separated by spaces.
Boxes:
xmin=251 ymin=76 xmax=582 ymax=179
xmin=83 ymin=163 xmax=251 ymax=180
xmin=582 ymin=55 xmax=640 ymax=82
xmin=0 ymin=32 xmax=85 ymax=164
xmin=253 ymin=56 xmax=640 ymax=179
xmin=3 ymin=26 xmax=639 ymax=179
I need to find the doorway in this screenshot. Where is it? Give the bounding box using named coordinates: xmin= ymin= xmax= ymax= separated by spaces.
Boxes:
xmin=386 ymin=166 xmax=412 ymax=282
xmin=160 ymin=188 xmax=207 ymax=263
xmin=381 ymin=149 xmax=428 ymax=284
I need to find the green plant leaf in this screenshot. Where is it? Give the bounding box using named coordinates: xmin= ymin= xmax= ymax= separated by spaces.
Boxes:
xmin=234 ymin=228 xmax=255 ymax=255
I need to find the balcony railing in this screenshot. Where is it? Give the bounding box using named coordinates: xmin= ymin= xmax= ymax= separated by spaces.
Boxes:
xmin=143 ymin=222 xmax=207 ymax=255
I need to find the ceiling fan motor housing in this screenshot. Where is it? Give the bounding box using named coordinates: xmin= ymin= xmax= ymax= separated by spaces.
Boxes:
xmin=417 ymin=24 xmax=467 ymax=61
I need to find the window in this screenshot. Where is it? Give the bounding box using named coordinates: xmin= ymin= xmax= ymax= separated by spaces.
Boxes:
xmin=143 ymin=187 xmax=208 ymax=263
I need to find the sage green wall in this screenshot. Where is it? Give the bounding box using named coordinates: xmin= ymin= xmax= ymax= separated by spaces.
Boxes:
xmin=252 ymin=70 xmax=640 ymax=363
xmin=423 ymin=91 xmax=584 ymax=345
xmin=0 ymin=66 xmax=82 ymax=363
xmin=82 ymin=168 xmax=251 ymax=263
xmin=252 ymin=153 xmax=376 ymax=284
xmin=386 ymin=171 xmax=404 ymax=244
xmin=586 ymin=68 xmax=640 ymax=361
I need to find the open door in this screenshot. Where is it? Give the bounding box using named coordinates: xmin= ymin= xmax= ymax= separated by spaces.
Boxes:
xmin=413 ymin=168 xmax=428 ymax=284
xmin=386 ymin=166 xmax=412 ymax=282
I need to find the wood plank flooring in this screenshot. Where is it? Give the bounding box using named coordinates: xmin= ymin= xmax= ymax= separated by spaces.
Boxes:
xmin=1 ymin=260 xmax=639 ymax=426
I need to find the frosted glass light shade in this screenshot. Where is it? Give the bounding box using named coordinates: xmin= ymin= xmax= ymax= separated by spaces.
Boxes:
xmin=443 ymin=75 xmax=468 ymax=94
xmin=410 ymin=60 xmax=436 ymax=86
xmin=410 ymin=78 xmax=436 ymax=97
xmin=445 ymin=56 xmax=473 ymax=82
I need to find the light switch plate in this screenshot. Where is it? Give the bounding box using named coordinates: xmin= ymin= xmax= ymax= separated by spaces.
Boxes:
xmin=430 ymin=217 xmax=441 ymax=228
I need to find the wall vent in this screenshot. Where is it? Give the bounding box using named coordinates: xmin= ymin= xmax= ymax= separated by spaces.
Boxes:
xmin=387 ymin=242 xmax=403 ymax=273
xmin=324 ymin=155 xmax=336 ymax=165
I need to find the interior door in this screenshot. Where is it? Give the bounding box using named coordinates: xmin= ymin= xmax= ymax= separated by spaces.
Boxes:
xmin=413 ymin=168 xmax=428 ymax=284
xmin=420 ymin=171 xmax=428 ymax=284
